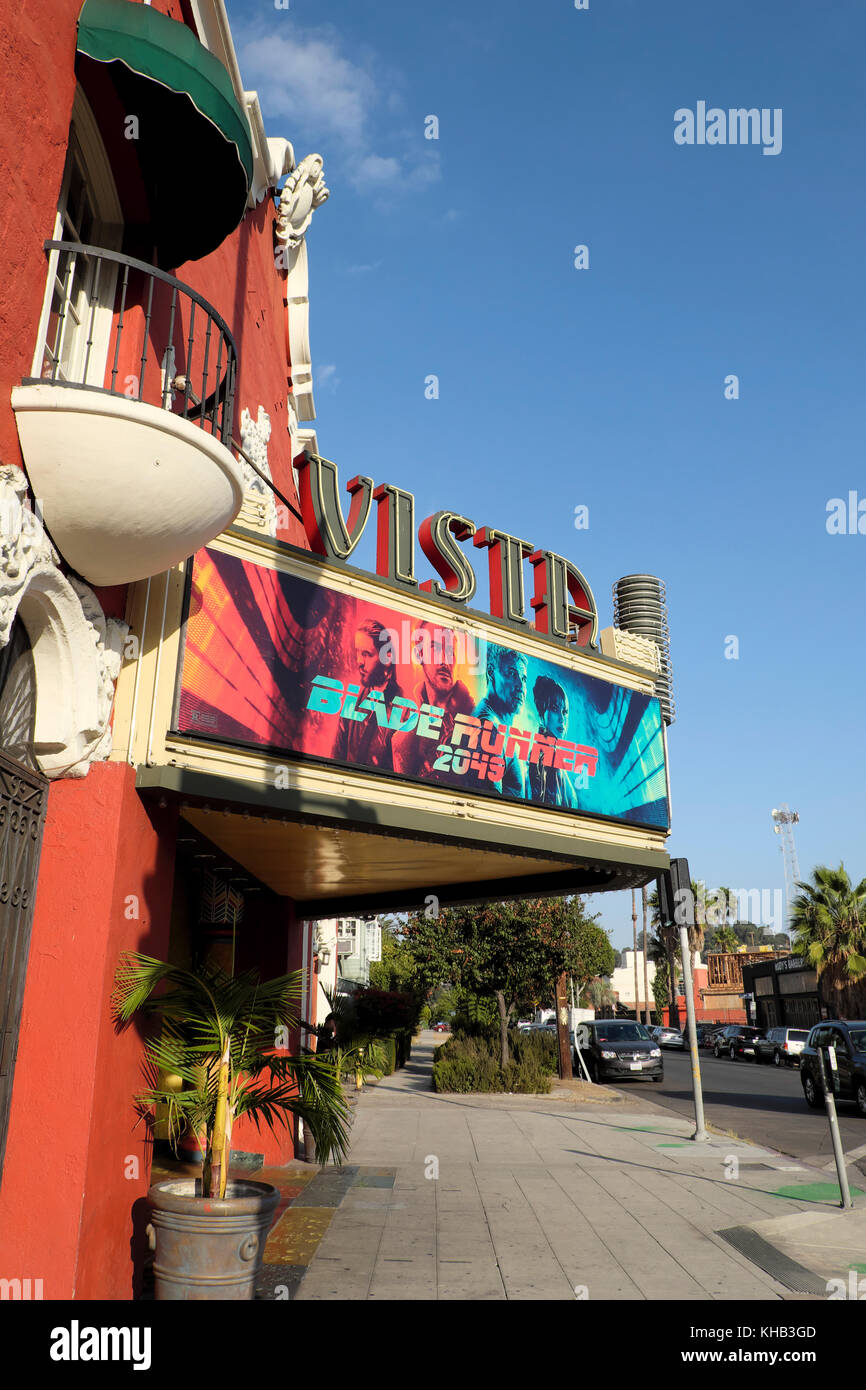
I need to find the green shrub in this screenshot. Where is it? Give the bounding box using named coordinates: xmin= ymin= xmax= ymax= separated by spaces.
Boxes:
xmin=380 ymin=1034 xmax=397 ymax=1075
xmin=393 ymin=1027 xmax=412 ymax=1066
xmin=509 ymin=1029 xmax=558 ymax=1073
xmin=432 ymin=1031 xmax=553 ymax=1094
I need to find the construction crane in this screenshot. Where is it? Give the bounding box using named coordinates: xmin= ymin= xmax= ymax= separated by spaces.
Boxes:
xmin=771 ymin=805 xmax=800 ymax=942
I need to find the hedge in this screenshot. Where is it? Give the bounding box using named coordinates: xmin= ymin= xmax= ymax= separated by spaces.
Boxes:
xmin=432 ymin=1030 xmax=556 ymax=1094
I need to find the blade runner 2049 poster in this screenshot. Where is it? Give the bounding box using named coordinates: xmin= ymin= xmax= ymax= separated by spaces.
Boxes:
xmin=176 ymin=548 xmax=669 ymax=831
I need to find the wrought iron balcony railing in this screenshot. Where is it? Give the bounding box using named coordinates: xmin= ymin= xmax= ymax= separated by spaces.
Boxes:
xmin=25 ymin=240 xmax=238 ymax=446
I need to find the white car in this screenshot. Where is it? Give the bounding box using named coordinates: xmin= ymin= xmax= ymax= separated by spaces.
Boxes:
xmin=765 ymin=1026 xmax=810 ymax=1066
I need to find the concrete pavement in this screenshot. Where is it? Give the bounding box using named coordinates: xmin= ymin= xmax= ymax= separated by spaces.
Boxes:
xmin=289 ymin=1031 xmax=866 ymax=1301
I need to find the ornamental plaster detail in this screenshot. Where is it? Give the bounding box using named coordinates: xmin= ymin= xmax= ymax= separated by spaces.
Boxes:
xmin=0 ymin=465 xmax=59 ymax=645
xmin=275 ymin=154 xmax=329 ymax=426
xmin=0 ymin=465 xmax=128 ymax=779
xmin=238 ymin=405 xmax=277 ymax=537
xmin=274 ymin=154 xmax=329 ymax=249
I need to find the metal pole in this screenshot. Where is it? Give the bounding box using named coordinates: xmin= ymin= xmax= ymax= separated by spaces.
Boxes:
xmin=816 ymin=1047 xmax=853 ymax=1209
xmin=678 ymin=924 xmax=709 ymax=1142
xmin=632 ymin=890 xmax=640 ymax=1022
xmin=642 ymin=886 xmax=651 ymax=1025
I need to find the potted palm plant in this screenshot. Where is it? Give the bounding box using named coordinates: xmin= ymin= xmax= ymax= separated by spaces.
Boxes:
xmin=113 ymin=951 xmax=351 ymax=1300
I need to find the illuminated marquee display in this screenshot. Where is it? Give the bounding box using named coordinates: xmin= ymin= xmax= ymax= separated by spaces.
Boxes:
xmin=175 ymin=548 xmax=669 ymax=830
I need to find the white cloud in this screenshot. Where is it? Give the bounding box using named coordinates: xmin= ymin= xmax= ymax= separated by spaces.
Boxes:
xmin=236 ymin=22 xmax=441 ymax=199
xmin=240 ymin=30 xmax=375 ymax=150
xmin=315 ymin=363 xmax=340 ymax=392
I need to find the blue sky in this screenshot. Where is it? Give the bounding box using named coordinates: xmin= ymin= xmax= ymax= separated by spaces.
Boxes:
xmin=227 ymin=0 xmax=866 ymax=949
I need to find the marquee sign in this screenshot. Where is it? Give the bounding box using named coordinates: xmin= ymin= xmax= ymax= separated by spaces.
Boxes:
xmin=296 ymin=452 xmax=599 ymax=648
xmin=175 ymin=547 xmax=669 ymax=830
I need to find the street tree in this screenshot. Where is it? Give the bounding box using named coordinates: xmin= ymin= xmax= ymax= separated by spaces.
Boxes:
xmin=791 ymin=863 xmax=866 ymax=1017
xmin=404 ymin=897 xmax=613 ymax=1067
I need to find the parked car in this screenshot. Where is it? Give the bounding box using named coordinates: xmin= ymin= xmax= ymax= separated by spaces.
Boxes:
xmin=575 ymin=1019 xmax=663 ymax=1083
xmin=516 ymin=1019 xmax=534 ymax=1033
xmin=712 ymin=1025 xmax=773 ymax=1062
xmin=800 ymin=1021 xmax=866 ymax=1115
xmin=432 ymin=1021 xmax=451 ymax=1032
xmin=765 ymin=1025 xmax=811 ymax=1068
xmin=694 ymin=1023 xmax=725 ymax=1049
xmin=655 ymin=1027 xmax=685 ymax=1049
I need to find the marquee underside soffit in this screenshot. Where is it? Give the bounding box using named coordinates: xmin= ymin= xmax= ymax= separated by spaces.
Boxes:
xmin=136 ymin=779 xmax=665 ymax=918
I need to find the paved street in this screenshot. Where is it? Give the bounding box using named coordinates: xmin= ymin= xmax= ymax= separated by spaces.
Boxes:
xmin=612 ymin=1050 xmax=866 ymax=1176
xmin=287 ymin=1032 xmax=866 ymax=1301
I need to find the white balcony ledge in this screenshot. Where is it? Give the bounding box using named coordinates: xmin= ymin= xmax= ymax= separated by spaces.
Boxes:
xmin=12 ymin=383 xmax=244 ymax=587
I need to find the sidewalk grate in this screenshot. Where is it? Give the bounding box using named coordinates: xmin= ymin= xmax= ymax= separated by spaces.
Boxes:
xmin=717 ymin=1227 xmax=828 ymax=1295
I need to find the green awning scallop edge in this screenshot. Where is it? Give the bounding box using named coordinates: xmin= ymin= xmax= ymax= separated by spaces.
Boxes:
xmin=76 ymin=0 xmax=253 ymax=189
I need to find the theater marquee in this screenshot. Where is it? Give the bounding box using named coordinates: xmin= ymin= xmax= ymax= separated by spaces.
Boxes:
xmin=175 ymin=547 xmax=669 ymax=831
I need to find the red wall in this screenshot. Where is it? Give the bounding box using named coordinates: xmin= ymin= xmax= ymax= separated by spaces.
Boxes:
xmin=231 ymin=898 xmax=306 ymax=1164
xmin=0 ymin=0 xmax=81 ymax=469
xmin=0 ymin=764 xmax=178 ymax=1300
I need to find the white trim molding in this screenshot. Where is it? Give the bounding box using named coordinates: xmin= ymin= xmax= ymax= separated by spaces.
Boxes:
xmin=275 ymin=155 xmax=330 ymax=426
xmin=0 ymin=466 xmax=128 ymax=779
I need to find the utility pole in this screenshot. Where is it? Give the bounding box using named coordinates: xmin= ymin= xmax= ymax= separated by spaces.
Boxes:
xmin=554 ymin=971 xmax=573 ymax=1079
xmin=642 ymin=885 xmax=651 ymax=1025
xmin=632 ymin=889 xmax=640 ymax=1022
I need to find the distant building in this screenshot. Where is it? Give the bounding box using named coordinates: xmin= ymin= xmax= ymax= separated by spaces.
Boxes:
xmin=610 ymin=949 xmax=658 ymax=1017
xmin=337 ymin=916 xmax=382 ymax=989
xmin=742 ymin=955 xmax=822 ymax=1031
xmin=701 ymin=949 xmax=790 ymax=1024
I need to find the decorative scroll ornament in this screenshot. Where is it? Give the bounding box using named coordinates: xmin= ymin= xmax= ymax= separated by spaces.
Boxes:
xmin=238 ymin=406 xmax=277 ymax=537
xmin=0 ymin=465 xmax=58 ymax=646
xmin=0 ymin=465 xmax=128 ymax=778
xmin=274 ymin=154 xmax=329 ymax=249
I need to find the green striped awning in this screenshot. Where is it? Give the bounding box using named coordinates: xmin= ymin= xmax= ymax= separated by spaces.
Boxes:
xmin=76 ymin=0 xmax=254 ymax=268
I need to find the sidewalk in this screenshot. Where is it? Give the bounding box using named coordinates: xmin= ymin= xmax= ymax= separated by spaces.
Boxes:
xmin=282 ymin=1031 xmax=866 ymax=1301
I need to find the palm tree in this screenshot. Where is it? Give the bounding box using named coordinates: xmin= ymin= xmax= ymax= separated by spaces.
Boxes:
xmin=790 ymin=864 xmax=866 ymax=1017
xmin=712 ymin=925 xmax=740 ymax=953
xmin=113 ymin=953 xmax=352 ymax=1199
xmin=584 ymin=978 xmax=616 ymax=1017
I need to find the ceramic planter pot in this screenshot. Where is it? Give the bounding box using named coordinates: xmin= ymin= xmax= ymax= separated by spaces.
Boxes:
xmin=147 ymin=1178 xmax=279 ymax=1300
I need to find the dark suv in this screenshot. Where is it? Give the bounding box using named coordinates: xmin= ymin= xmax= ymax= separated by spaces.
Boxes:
xmin=712 ymin=1025 xmax=773 ymax=1062
xmin=800 ymin=1021 xmax=866 ymax=1115
xmin=575 ymin=1019 xmax=663 ymax=1083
